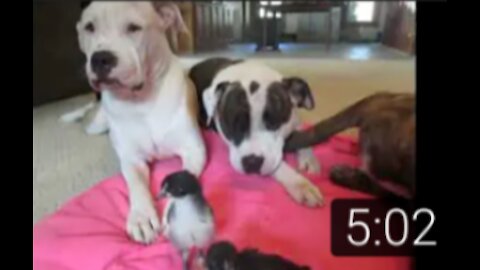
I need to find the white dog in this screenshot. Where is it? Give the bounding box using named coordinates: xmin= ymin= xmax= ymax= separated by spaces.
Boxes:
xmin=75 ymin=1 xmax=206 ymax=244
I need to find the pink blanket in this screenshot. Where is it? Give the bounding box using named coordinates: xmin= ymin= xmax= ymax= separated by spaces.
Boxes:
xmin=33 ymin=131 xmax=411 ymax=270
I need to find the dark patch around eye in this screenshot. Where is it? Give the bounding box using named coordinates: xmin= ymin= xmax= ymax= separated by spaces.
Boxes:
xmin=218 ymin=82 xmax=251 ymax=146
xmin=263 ymin=82 xmax=293 ymax=131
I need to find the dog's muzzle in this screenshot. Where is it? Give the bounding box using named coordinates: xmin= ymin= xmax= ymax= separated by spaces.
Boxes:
xmin=91 ymin=50 xmax=118 ymax=78
xmin=241 ymin=155 xmax=265 ymax=174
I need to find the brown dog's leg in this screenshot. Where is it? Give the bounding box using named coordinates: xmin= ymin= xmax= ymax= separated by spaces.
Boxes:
xmin=330 ymin=165 xmax=392 ymax=197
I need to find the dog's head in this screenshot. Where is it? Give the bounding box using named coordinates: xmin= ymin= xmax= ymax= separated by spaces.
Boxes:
xmin=203 ymin=61 xmax=314 ymax=175
xmin=76 ymin=1 xmax=187 ymax=100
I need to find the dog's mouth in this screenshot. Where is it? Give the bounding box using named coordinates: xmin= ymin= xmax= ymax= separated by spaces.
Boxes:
xmin=93 ymin=78 xmax=121 ymax=89
xmin=92 ymin=78 xmax=143 ymax=92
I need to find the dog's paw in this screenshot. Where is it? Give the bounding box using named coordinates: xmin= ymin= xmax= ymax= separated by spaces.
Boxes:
xmin=127 ymin=203 xmax=162 ymax=244
xmin=85 ymin=121 xmax=108 ymax=135
xmin=284 ymin=177 xmax=324 ymax=207
xmin=298 ymin=154 xmax=321 ymax=174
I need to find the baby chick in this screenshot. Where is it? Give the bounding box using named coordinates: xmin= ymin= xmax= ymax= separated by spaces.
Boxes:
xmin=159 ymin=170 xmax=215 ymax=270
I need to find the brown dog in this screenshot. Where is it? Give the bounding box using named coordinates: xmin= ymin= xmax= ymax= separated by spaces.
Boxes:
xmin=284 ymin=92 xmax=415 ymax=199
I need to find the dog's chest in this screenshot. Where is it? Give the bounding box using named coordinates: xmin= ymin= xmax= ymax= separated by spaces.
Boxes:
xmin=105 ymin=104 xmax=179 ymax=160
xmin=102 ymin=80 xmax=189 ymax=157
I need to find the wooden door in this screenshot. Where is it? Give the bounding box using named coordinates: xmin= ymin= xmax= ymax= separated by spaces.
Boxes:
xmin=193 ymin=2 xmax=232 ymax=52
xmin=194 ymin=3 xmax=214 ymax=52
xmin=382 ymin=2 xmax=416 ymax=54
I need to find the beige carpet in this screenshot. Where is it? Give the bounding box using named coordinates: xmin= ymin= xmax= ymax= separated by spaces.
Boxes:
xmin=33 ymin=58 xmax=414 ymax=223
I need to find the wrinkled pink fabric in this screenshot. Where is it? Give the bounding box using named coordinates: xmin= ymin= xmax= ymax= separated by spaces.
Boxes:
xmin=33 ymin=131 xmax=411 ymax=270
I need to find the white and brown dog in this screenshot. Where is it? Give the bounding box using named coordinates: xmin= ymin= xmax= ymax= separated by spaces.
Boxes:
xmin=72 ymin=1 xmax=206 ymax=244
xmin=189 ymin=58 xmax=324 ymax=207
xmin=63 ymin=2 xmax=322 ymax=243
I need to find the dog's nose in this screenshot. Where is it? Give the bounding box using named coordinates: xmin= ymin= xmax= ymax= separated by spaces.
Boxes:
xmin=241 ymin=155 xmax=264 ymax=174
xmin=91 ymin=51 xmax=117 ymax=77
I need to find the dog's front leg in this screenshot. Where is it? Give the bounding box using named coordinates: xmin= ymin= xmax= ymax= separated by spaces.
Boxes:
xmin=273 ymin=161 xmax=324 ymax=207
xmin=178 ymin=138 xmax=207 ymax=178
xmin=121 ymin=161 xmax=161 ymax=244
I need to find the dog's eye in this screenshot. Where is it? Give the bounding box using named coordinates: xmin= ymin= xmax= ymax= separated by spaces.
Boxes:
xmin=84 ymin=22 xmax=95 ymax=33
xmin=127 ymin=23 xmax=142 ymax=33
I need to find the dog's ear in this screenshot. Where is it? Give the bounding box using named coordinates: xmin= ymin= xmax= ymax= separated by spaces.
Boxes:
xmin=152 ymin=2 xmax=189 ymax=34
xmin=282 ymin=77 xmax=315 ymax=110
xmin=203 ymin=81 xmax=229 ymax=126
xmin=80 ymin=1 xmax=91 ymax=10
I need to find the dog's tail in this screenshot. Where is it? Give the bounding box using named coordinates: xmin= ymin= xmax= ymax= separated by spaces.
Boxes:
xmin=59 ymin=101 xmax=95 ymax=123
xmin=59 ymin=93 xmax=101 ymax=123
xmin=284 ymin=92 xmax=393 ymax=152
